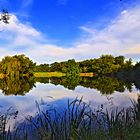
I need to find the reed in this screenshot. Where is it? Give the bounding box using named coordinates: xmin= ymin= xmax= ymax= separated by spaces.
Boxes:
xmin=0 ymin=96 xmax=140 ymax=140
xmin=25 ymin=97 xmax=140 ymax=140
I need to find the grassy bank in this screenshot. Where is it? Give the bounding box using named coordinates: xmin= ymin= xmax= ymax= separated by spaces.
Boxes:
xmin=0 ymin=72 xmax=96 ymax=78
xmin=80 ymin=72 xmax=94 ymax=77
xmin=0 ymin=97 xmax=140 ymax=140
xmin=0 ymin=72 xmax=66 ymax=78
xmin=34 ymin=72 xmax=96 ymax=77
xmin=34 ymin=72 xmax=66 ymax=77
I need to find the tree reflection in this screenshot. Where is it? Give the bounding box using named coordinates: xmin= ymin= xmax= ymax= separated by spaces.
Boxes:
xmin=49 ymin=76 xmax=133 ymax=94
xmin=35 ymin=77 xmax=49 ymax=84
xmin=0 ymin=75 xmax=138 ymax=95
xmin=80 ymin=77 xmax=127 ymax=94
xmin=0 ymin=77 xmax=36 ymax=95
xmin=50 ymin=75 xmax=81 ymax=90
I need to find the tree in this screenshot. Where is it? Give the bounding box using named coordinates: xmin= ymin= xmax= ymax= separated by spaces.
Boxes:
xmin=115 ymin=56 xmax=125 ymax=66
xmin=91 ymin=55 xmax=115 ymax=75
xmin=0 ymin=9 xmax=10 ymax=24
xmin=66 ymin=59 xmax=80 ymax=76
xmin=124 ymin=58 xmax=133 ymax=69
xmin=34 ymin=64 xmax=49 ymax=72
xmin=0 ymin=55 xmax=36 ymax=78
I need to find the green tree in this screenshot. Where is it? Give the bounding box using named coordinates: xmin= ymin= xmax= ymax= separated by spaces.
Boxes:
xmin=66 ymin=59 xmax=80 ymax=76
xmin=115 ymin=56 xmax=125 ymax=66
xmin=92 ymin=55 xmax=115 ymax=75
xmin=34 ymin=64 xmax=49 ymax=72
xmin=0 ymin=55 xmax=36 ymax=78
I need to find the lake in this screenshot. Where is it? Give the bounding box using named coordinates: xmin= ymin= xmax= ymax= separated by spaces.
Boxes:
xmin=0 ymin=76 xmax=139 ymax=130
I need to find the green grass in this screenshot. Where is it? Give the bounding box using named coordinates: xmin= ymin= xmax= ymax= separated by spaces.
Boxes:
xmin=34 ymin=72 xmax=97 ymax=78
xmin=80 ymin=72 xmax=94 ymax=77
xmin=0 ymin=72 xmax=96 ymax=78
xmin=34 ymin=72 xmax=66 ymax=77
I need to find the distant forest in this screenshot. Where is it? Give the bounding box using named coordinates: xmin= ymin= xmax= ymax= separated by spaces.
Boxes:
xmin=0 ymin=54 xmax=140 ymax=79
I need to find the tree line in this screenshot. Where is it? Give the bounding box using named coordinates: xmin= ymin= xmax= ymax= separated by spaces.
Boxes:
xmin=0 ymin=54 xmax=139 ymax=95
xmin=0 ymin=54 xmax=139 ymax=78
xmin=35 ymin=54 xmax=139 ymax=77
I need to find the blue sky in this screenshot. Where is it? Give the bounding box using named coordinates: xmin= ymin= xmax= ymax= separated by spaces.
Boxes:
xmin=0 ymin=0 xmax=140 ymax=63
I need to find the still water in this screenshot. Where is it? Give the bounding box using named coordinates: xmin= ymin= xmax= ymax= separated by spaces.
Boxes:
xmin=0 ymin=76 xmax=139 ymax=129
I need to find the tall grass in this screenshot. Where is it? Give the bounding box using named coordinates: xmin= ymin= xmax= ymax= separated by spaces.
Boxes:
xmin=25 ymin=97 xmax=140 ymax=140
xmin=0 ymin=96 xmax=140 ymax=140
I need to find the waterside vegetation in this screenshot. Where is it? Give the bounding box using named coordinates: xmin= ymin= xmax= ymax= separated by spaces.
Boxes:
xmin=0 ymin=54 xmax=139 ymax=96
xmin=0 ymin=54 xmax=139 ymax=79
xmin=0 ymin=97 xmax=140 ymax=140
xmin=34 ymin=72 xmax=66 ymax=77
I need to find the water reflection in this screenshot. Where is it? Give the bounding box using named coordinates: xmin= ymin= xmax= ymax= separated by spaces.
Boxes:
xmin=39 ymin=76 xmax=136 ymax=94
xmin=50 ymin=76 xmax=80 ymax=90
xmin=0 ymin=76 xmax=139 ymax=95
xmin=0 ymin=75 xmax=139 ymax=139
xmin=0 ymin=77 xmax=36 ymax=95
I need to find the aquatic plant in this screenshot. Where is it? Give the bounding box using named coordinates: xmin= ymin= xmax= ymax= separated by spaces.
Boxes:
xmin=0 ymin=96 xmax=140 ymax=140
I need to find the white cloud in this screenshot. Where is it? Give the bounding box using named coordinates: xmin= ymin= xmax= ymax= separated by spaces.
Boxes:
xmin=79 ymin=26 xmax=97 ymax=34
xmin=1 ymin=15 xmax=40 ymax=36
xmin=77 ymin=6 xmax=140 ymax=60
xmin=123 ymin=45 xmax=140 ymax=54
xmin=121 ymin=10 xmax=128 ymax=15
xmin=0 ymin=6 xmax=140 ymax=63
